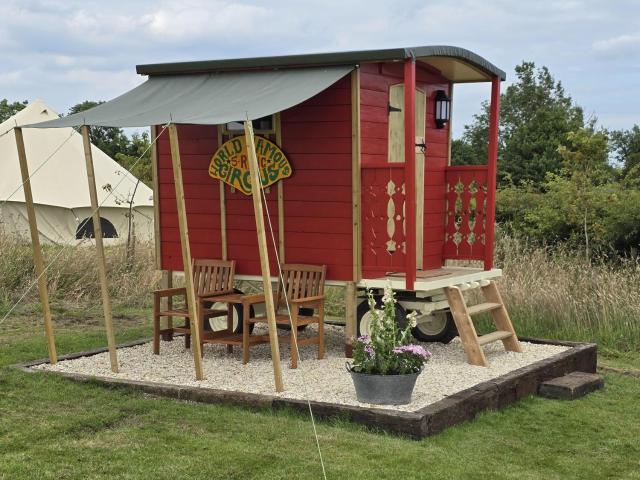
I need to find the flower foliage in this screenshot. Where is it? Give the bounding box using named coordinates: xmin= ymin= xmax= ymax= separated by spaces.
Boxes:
xmin=350 ymin=285 xmax=431 ymax=375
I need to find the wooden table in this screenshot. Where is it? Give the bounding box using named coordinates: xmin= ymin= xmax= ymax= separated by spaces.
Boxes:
xmin=200 ymin=292 xmax=270 ymax=363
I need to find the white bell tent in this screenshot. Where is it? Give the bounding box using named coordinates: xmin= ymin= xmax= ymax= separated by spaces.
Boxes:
xmin=0 ymin=100 xmax=154 ymax=245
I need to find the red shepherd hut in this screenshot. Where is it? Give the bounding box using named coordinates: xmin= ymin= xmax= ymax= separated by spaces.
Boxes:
xmin=24 ymin=46 xmax=521 ymax=387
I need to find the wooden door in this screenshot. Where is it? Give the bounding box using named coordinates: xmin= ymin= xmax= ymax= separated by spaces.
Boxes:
xmin=361 ymin=85 xmax=426 ymax=279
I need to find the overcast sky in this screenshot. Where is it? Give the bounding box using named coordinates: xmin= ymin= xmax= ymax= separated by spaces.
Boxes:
xmin=1 ymin=0 xmax=638 ymax=137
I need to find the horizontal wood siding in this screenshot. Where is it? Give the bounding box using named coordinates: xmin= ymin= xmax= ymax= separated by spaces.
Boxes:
xmin=157 ymin=77 xmax=353 ymax=280
xmin=359 ymin=62 xmax=451 ymax=277
xmin=157 ymin=124 xmax=222 ymax=271
xmin=280 ymin=75 xmax=353 ymax=281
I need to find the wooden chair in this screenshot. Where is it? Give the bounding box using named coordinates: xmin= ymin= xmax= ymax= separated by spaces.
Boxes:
xmin=245 ymin=264 xmax=326 ymax=368
xmin=153 ymin=259 xmax=235 ymax=355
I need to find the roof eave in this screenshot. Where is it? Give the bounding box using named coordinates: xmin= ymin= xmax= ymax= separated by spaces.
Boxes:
xmin=135 ymin=47 xmax=410 ymax=76
xmin=135 ymin=45 xmax=506 ymax=81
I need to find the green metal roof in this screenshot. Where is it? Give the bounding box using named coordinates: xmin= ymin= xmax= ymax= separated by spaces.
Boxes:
xmin=136 ymin=45 xmax=506 ymax=81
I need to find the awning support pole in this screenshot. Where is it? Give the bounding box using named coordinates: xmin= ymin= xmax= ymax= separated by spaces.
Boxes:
xmin=404 ymin=58 xmax=417 ymax=291
xmin=167 ymin=124 xmax=205 ymax=380
xmin=244 ymin=120 xmax=284 ymax=393
xmin=14 ymin=127 xmax=57 ymax=364
xmin=80 ymin=126 xmax=119 ymax=373
xmin=484 ymin=76 xmax=501 ymax=271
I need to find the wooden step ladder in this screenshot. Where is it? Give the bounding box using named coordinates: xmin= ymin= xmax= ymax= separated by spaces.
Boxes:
xmin=443 ymin=280 xmax=522 ymax=367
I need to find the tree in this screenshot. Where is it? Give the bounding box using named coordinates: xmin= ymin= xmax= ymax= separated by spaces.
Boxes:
xmin=0 ymin=99 xmax=28 ymax=123
xmin=557 ymin=127 xmax=612 ymax=258
xmin=496 ymin=127 xmax=640 ymax=257
xmin=114 ymin=132 xmax=152 ymax=187
xmin=610 ymin=125 xmax=640 ymax=187
xmin=68 ymin=101 xmax=131 ymax=159
xmin=452 ymin=62 xmax=584 ymax=187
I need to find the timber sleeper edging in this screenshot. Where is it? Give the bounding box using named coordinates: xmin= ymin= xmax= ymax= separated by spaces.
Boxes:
xmin=15 ymin=338 xmax=597 ymax=439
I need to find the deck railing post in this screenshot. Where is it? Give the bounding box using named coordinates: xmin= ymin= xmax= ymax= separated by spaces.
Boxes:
xmin=404 ymin=58 xmax=417 ymax=291
xmin=485 ymin=76 xmax=501 ymax=270
xmin=81 ymin=126 xmax=119 ymax=373
xmin=167 ymin=124 xmax=205 ymax=380
xmin=14 ymin=127 xmax=58 ymax=364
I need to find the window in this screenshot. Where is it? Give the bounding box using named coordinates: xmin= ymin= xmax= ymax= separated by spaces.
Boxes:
xmin=223 ymin=114 xmax=275 ymax=134
xmin=76 ymin=217 xmax=118 ymax=239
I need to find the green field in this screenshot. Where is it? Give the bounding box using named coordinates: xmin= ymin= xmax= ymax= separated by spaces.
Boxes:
xmin=1 ymin=314 xmax=639 ymax=480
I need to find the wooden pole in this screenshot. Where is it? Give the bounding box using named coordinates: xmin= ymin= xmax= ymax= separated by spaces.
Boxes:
xmin=14 ymin=127 xmax=57 ymax=364
xmin=81 ymin=126 xmax=118 ymax=373
xmin=217 ymin=126 xmax=228 ymax=260
xmin=150 ymin=125 xmax=162 ymax=269
xmin=167 ymin=124 xmax=205 ymax=380
xmin=275 ymin=112 xmax=286 ymax=262
xmin=348 ymin=68 xmax=362 ymax=356
xmin=344 ymin=281 xmax=357 ymax=358
xmin=219 ymin=181 xmax=228 ymax=260
xmin=485 ymin=77 xmax=501 ymax=271
xmin=404 ymin=58 xmax=417 ymax=291
xmin=351 ymin=69 xmax=362 ymax=282
xmin=244 ymin=120 xmax=284 ymax=392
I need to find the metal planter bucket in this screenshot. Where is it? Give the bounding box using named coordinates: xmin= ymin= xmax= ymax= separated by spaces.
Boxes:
xmin=347 ymin=365 xmax=422 ymax=405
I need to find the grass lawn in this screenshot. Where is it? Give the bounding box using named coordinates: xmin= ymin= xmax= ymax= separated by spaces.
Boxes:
xmin=1 ymin=313 xmax=640 ymax=480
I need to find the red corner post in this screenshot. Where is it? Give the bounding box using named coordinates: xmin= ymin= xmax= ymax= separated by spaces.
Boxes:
xmin=484 ymin=76 xmax=501 ymax=270
xmin=404 ymin=58 xmax=416 ymax=290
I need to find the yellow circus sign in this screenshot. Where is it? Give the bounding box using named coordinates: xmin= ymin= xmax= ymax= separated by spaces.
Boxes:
xmin=208 ymin=136 xmax=292 ymax=195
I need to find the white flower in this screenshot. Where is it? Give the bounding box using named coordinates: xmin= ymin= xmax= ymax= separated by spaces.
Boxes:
xmin=406 ymin=310 xmax=418 ymax=328
xmin=382 ymin=281 xmax=396 ymax=305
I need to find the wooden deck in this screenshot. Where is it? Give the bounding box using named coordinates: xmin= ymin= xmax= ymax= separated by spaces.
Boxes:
xmin=359 ymin=267 xmax=503 ymax=294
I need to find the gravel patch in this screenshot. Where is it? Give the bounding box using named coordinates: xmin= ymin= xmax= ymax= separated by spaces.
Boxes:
xmin=34 ymin=325 xmax=569 ymax=412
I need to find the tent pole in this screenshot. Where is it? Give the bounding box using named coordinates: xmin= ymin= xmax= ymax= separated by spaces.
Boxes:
xmin=244 ymin=121 xmax=284 ymax=393
xmin=14 ymin=127 xmax=57 ymax=364
xmin=80 ymin=126 xmax=119 ymax=373
xmin=167 ymin=124 xmax=205 ymax=380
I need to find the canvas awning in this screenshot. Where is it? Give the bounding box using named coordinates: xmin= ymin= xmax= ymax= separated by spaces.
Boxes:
xmin=27 ymin=65 xmax=354 ymax=129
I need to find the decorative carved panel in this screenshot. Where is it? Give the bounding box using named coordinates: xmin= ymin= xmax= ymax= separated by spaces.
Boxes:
xmin=443 ymin=166 xmax=489 ymax=261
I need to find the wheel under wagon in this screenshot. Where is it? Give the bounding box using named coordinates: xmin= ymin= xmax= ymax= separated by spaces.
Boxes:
xmin=352 ymin=268 xmax=506 ymax=345
xmin=356 ymin=290 xmax=457 ymax=344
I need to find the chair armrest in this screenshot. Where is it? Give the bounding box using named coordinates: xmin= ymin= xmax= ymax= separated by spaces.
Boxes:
xmin=197 ymin=289 xmax=235 ymax=299
xmin=241 ymin=293 xmax=266 ymax=304
xmin=154 ymin=287 xmax=186 ymax=298
xmin=290 ymin=295 xmax=325 ymax=305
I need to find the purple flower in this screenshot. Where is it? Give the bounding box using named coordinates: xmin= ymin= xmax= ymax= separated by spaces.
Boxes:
xmin=393 ymin=344 xmax=432 ymax=360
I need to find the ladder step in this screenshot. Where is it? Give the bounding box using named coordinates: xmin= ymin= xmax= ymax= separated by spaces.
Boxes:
xmin=478 ymin=330 xmax=513 ymax=346
xmin=467 ymin=302 xmax=502 ymax=316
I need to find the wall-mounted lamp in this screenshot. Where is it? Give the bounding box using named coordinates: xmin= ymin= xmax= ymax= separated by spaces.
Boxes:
xmin=434 ymin=90 xmax=451 ymax=129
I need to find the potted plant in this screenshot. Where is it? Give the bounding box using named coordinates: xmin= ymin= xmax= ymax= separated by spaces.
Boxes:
xmin=347 ymin=285 xmax=432 ymax=405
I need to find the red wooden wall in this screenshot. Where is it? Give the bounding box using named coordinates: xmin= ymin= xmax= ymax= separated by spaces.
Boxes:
xmin=280 ymin=75 xmax=353 ymax=280
xmin=157 ymin=124 xmax=223 ymax=268
xmin=157 ymin=64 xmax=452 ymax=283
xmin=359 ymin=62 xmax=451 ymax=278
xmin=157 ymin=76 xmax=354 ymax=280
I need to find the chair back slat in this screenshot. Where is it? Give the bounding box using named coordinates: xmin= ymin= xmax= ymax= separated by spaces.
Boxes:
xmin=190 ymin=259 xmax=235 ymax=295
xmin=277 ymin=264 xmax=326 ymax=307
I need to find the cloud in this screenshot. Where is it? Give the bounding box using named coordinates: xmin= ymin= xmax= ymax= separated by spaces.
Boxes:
xmin=0 ymin=0 xmax=637 ymax=136
xmin=0 ymin=70 xmax=23 ymax=87
xmin=142 ymin=1 xmax=274 ymax=41
xmin=593 ymin=33 xmax=640 ymax=54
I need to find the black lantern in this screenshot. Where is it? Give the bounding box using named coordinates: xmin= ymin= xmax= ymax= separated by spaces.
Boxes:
xmin=434 ymin=89 xmax=451 ymax=129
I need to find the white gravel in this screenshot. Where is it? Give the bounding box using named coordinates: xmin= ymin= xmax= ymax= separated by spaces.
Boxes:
xmin=33 ymin=325 xmax=569 ymax=412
